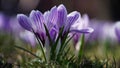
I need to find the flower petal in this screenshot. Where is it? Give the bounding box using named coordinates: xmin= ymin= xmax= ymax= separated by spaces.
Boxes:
xmin=17 ymin=14 xmax=32 ymax=31
xmin=65 ymin=11 xmax=80 ymax=31
xmin=115 ymin=27 xmax=120 ymax=40
xmin=47 ymin=6 xmax=58 ymax=29
xmin=49 ymin=27 xmax=58 ymax=41
xmin=43 ymin=11 xmax=50 ymax=24
xmin=114 ymin=22 xmax=120 ymax=41
xmin=57 ymin=4 xmax=67 ymax=28
xmin=20 ymin=31 xmax=36 ymax=47
xmin=30 ymin=10 xmax=45 ymax=32
xmin=82 ymin=14 xmax=89 ymax=27
xmin=70 ymin=27 xmax=94 ymax=33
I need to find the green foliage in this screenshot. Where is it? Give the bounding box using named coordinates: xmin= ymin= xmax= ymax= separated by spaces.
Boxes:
xmin=0 ymin=27 xmax=117 ymax=67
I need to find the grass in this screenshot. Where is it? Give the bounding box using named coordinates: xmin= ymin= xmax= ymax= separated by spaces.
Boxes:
xmin=0 ymin=33 xmax=119 ymax=67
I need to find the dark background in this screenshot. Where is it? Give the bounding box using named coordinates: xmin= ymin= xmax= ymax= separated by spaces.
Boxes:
xmin=0 ymin=0 xmax=120 ymax=21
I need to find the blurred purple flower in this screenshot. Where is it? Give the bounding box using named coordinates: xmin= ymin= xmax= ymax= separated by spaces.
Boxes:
xmin=20 ymin=30 xmax=36 ymax=47
xmin=0 ymin=13 xmax=11 ymax=32
xmin=9 ymin=16 xmax=37 ymax=47
xmin=115 ymin=21 xmax=120 ymax=42
xmin=70 ymin=14 xmax=94 ymax=33
xmin=86 ymin=20 xmax=105 ymax=42
xmin=85 ymin=20 xmax=117 ymax=44
xmin=0 ymin=13 xmax=36 ymax=47
xmin=70 ymin=14 xmax=94 ymax=45
xmin=0 ymin=13 xmax=4 ymax=29
xmin=9 ymin=17 xmax=24 ymax=36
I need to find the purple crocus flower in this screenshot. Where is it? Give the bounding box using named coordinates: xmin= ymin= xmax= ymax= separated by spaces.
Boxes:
xmin=56 ymin=4 xmax=93 ymax=36
xmin=56 ymin=5 xmax=81 ymax=34
xmin=0 ymin=13 xmax=11 ymax=32
xmin=17 ymin=6 xmax=58 ymax=45
xmin=85 ymin=19 xmax=117 ymax=44
xmin=0 ymin=13 xmax=4 ymax=29
xmin=115 ymin=21 xmax=120 ymax=42
xmin=70 ymin=14 xmax=94 ymax=45
xmin=20 ymin=30 xmax=36 ymax=47
xmin=17 ymin=10 xmax=46 ymax=44
xmin=9 ymin=17 xmax=24 ymax=36
xmin=70 ymin=14 xmax=94 ymax=33
xmin=86 ymin=20 xmax=105 ymax=42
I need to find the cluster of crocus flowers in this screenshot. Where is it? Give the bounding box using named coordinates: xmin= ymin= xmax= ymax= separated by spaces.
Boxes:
xmin=86 ymin=20 xmax=118 ymax=43
xmin=17 ymin=4 xmax=94 ymax=64
xmin=17 ymin=4 xmax=93 ymax=46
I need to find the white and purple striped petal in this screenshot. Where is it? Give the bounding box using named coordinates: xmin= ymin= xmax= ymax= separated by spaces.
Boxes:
xmin=49 ymin=27 xmax=58 ymax=41
xmin=30 ymin=10 xmax=45 ymax=33
xmin=64 ymin=11 xmax=80 ymax=32
xmin=57 ymin=4 xmax=67 ymax=28
xmin=17 ymin=14 xmax=32 ymax=31
xmin=70 ymin=14 xmax=94 ymax=33
xmin=46 ymin=6 xmax=58 ymax=29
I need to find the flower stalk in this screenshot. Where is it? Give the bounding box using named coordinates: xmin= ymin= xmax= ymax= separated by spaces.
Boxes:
xmin=34 ymin=32 xmax=47 ymax=63
xmin=78 ymin=34 xmax=85 ymax=62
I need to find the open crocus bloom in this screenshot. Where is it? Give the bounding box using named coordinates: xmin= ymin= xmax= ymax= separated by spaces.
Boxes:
xmin=70 ymin=14 xmax=94 ymax=33
xmin=17 ymin=4 xmax=94 ymax=46
xmin=17 ymin=6 xmax=58 ymax=45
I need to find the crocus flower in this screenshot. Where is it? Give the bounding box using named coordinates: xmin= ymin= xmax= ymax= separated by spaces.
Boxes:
xmin=56 ymin=5 xmax=93 ymax=35
xmin=9 ymin=17 xmax=24 ymax=36
xmin=17 ymin=10 xmax=46 ymax=45
xmin=114 ymin=21 xmax=120 ymax=42
xmin=0 ymin=13 xmax=11 ymax=32
xmin=70 ymin=14 xmax=94 ymax=45
xmin=18 ymin=7 xmax=59 ymax=45
xmin=20 ymin=30 xmax=36 ymax=47
xmin=85 ymin=20 xmax=106 ymax=42
xmin=0 ymin=13 xmax=4 ymax=29
xmin=85 ymin=19 xmax=117 ymax=44
xmin=70 ymin=14 xmax=94 ymax=33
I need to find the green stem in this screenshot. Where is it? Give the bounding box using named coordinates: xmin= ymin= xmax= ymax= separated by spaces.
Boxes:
xmin=36 ymin=36 xmax=47 ymax=63
xmin=78 ymin=34 xmax=85 ymax=61
xmin=14 ymin=45 xmax=41 ymax=60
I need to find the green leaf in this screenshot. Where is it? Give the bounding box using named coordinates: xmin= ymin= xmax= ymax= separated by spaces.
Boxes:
xmin=78 ymin=34 xmax=85 ymax=63
xmin=50 ymin=27 xmax=64 ymax=60
xmin=60 ymin=33 xmax=76 ymax=54
xmin=43 ymin=24 xmax=52 ymax=45
xmin=14 ymin=45 xmax=42 ymax=60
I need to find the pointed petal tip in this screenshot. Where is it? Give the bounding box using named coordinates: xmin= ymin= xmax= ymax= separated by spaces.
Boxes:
xmin=51 ymin=6 xmax=57 ymax=9
xmin=17 ymin=14 xmax=26 ymax=18
xmin=17 ymin=14 xmax=32 ymax=31
xmin=30 ymin=10 xmax=42 ymax=17
xmin=57 ymin=4 xmax=66 ymax=10
xmin=30 ymin=10 xmax=36 ymax=16
xmin=17 ymin=14 xmax=28 ymax=23
xmin=68 ymin=11 xmax=80 ymax=17
xmin=58 ymin=4 xmax=65 ymax=7
xmin=88 ymin=28 xmax=94 ymax=33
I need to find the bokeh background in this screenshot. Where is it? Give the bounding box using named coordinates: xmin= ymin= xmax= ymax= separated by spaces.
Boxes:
xmin=0 ymin=0 xmax=120 ymax=21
